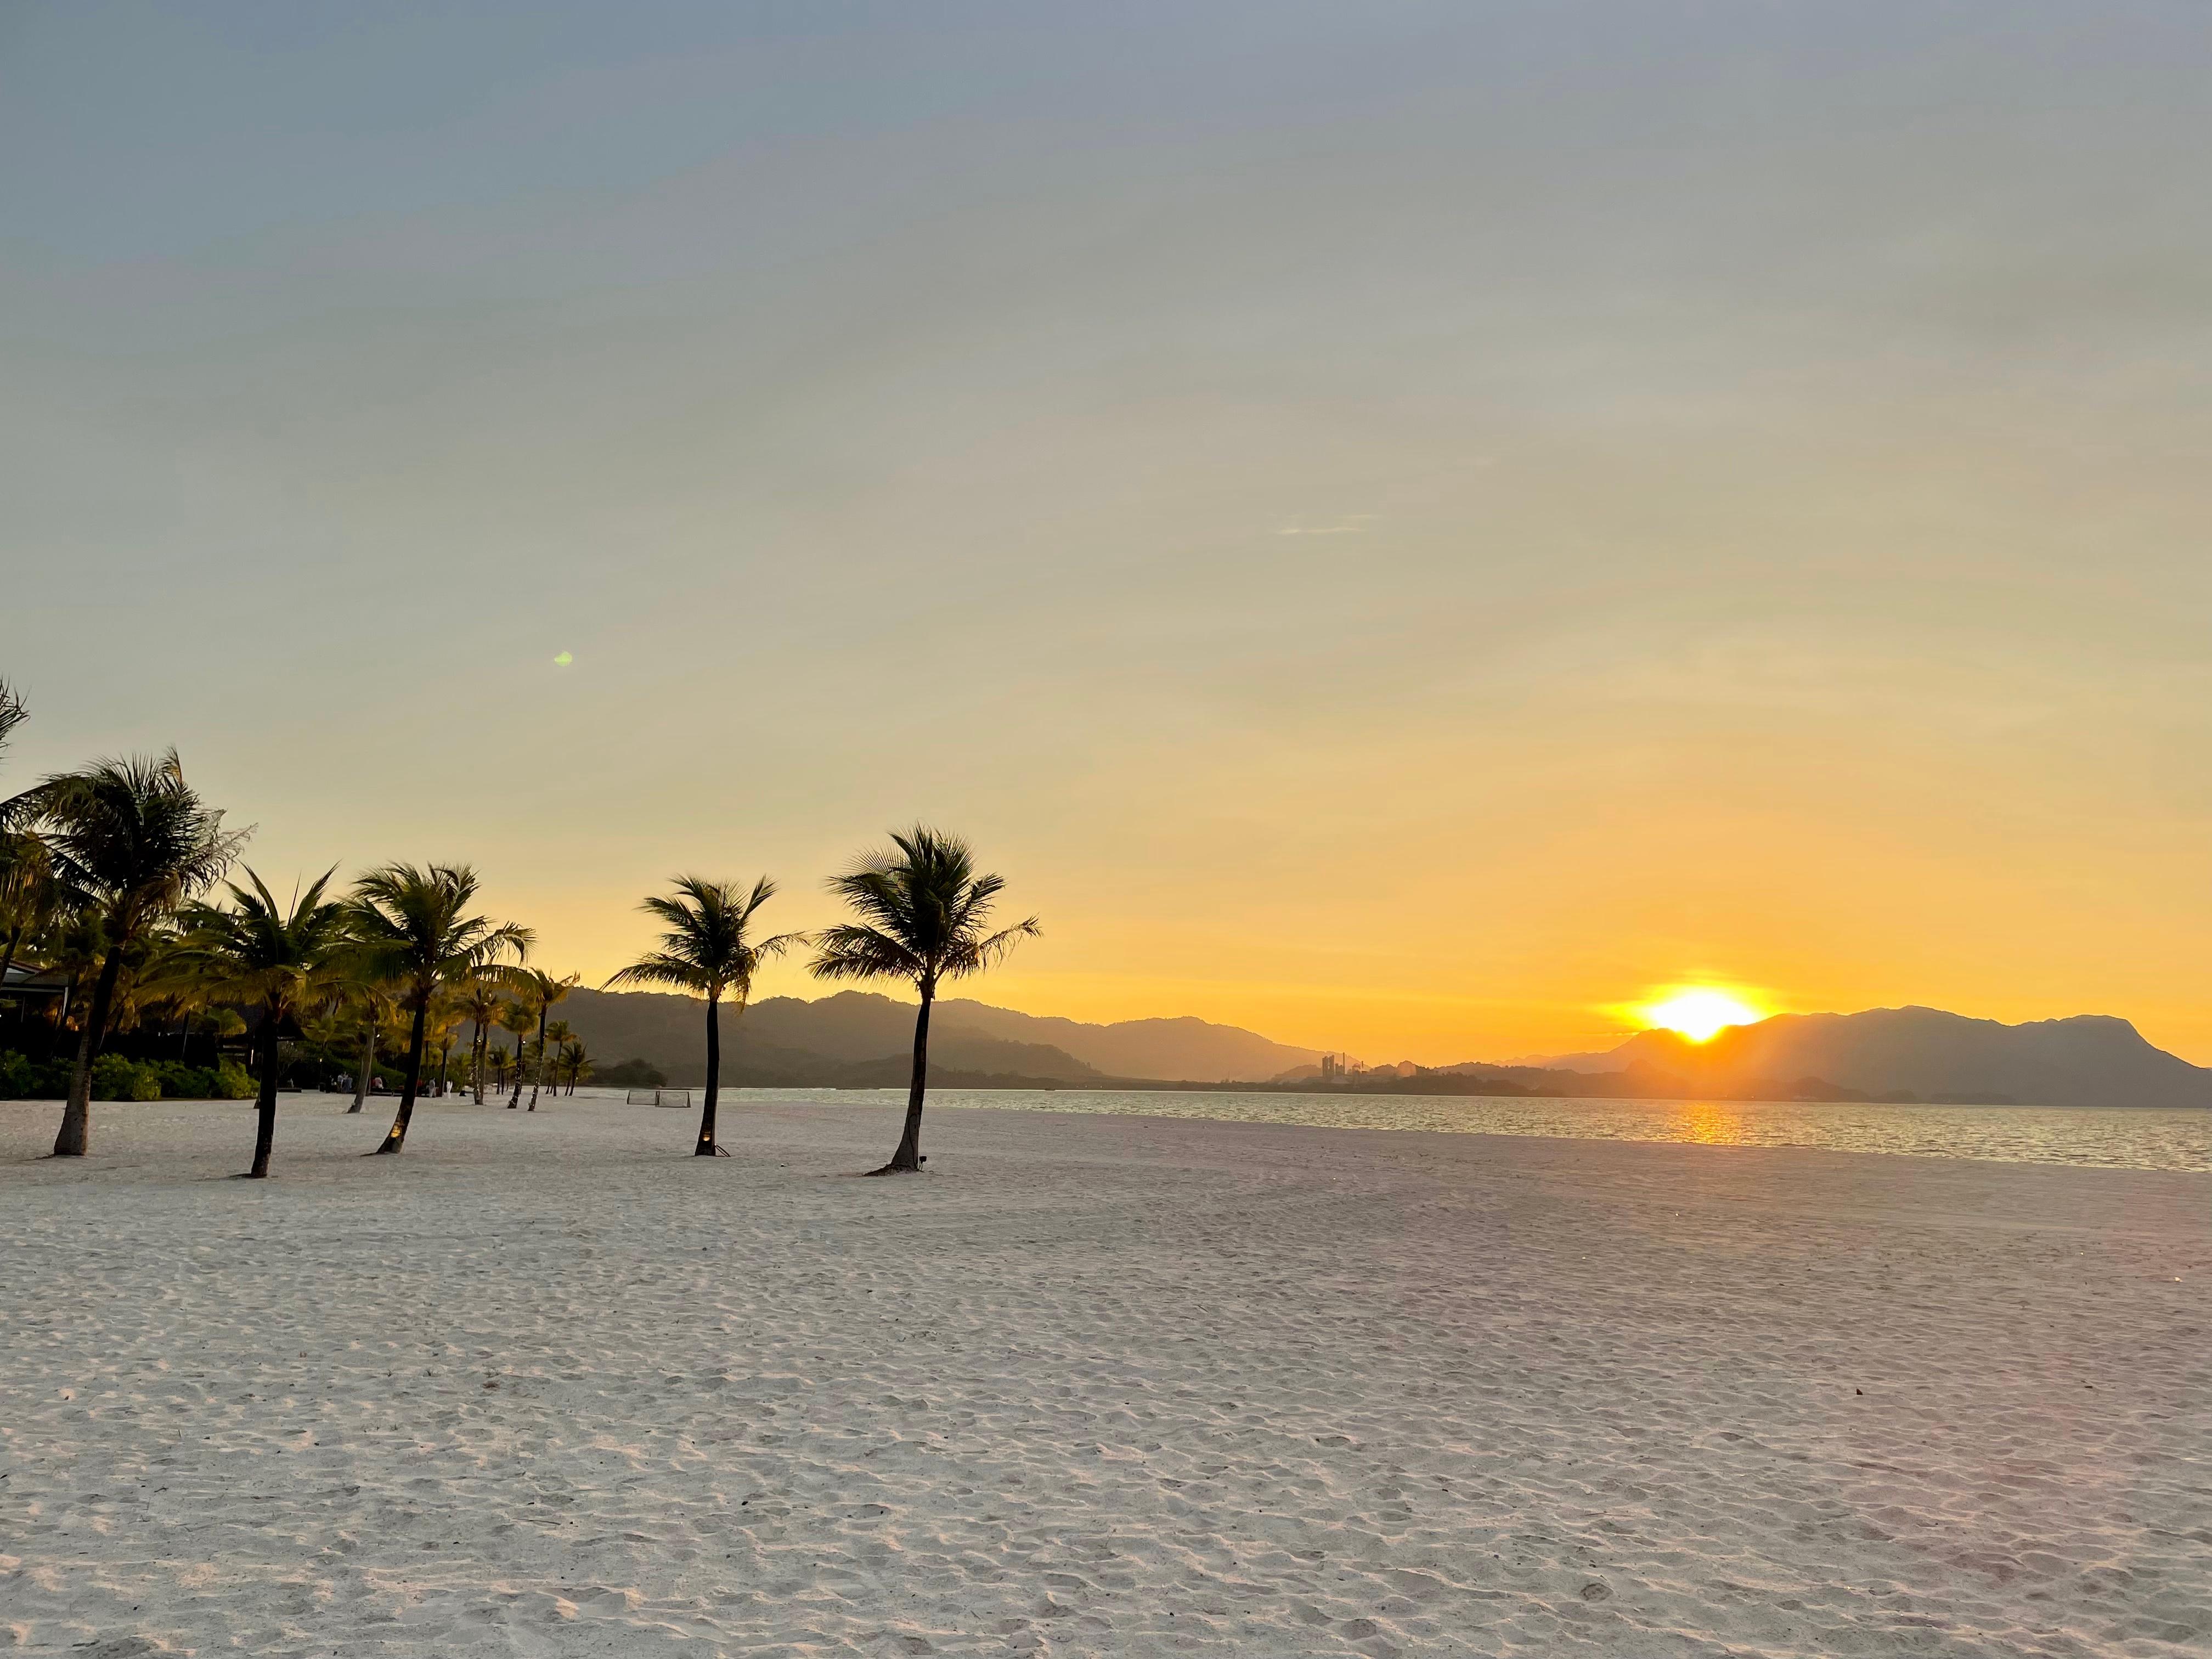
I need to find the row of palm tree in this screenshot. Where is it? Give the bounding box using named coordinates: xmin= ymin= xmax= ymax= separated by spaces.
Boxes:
xmin=2 ymin=680 xmax=1040 ymax=1178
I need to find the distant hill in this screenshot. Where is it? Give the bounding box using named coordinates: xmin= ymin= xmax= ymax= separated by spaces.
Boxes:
xmin=932 ymin=1000 xmax=1322 ymax=1082
xmin=1532 ymin=1007 xmax=2212 ymax=1109
xmin=556 ymin=988 xmax=1322 ymax=1088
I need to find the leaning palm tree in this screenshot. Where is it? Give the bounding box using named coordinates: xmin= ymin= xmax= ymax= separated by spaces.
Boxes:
xmin=164 ymin=867 xmax=351 ymax=1177
xmin=605 ymin=875 xmax=798 ymax=1156
xmin=808 ymin=828 xmax=1039 ymax=1174
xmin=16 ymin=752 xmax=247 ymax=1156
xmin=346 ymin=863 xmax=529 ymax=1154
xmin=518 ymin=970 xmax=578 ymax=1110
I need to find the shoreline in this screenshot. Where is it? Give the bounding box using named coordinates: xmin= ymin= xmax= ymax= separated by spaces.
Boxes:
xmin=7 ymin=1084 xmax=2209 ymax=1175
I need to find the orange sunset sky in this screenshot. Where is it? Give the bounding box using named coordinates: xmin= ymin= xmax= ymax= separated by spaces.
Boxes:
xmin=5 ymin=5 xmax=2208 ymax=1065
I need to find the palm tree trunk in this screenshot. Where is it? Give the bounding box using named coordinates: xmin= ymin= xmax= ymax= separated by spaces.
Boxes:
xmin=507 ymin=1041 xmax=524 ymax=1108
xmin=436 ymin=1037 xmax=453 ymax=1097
xmin=471 ymin=1018 xmax=487 ymax=1103
xmin=349 ymin=1023 xmax=373 ymax=1113
xmin=247 ymin=1000 xmax=280 ymax=1178
xmin=374 ymin=997 xmax=430 ymax=1153
xmin=529 ymin=1007 xmax=546 ymax=1109
xmin=1 ymin=923 xmax=21 ymax=1048
xmin=53 ymin=942 xmax=125 ymax=1158
xmin=875 ymin=989 xmax=932 ymax=1175
xmin=696 ymin=992 xmax=721 ymax=1155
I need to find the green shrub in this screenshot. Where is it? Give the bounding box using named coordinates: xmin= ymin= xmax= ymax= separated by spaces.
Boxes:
xmin=0 ymin=1049 xmax=40 ymax=1098
xmin=145 ymin=1060 xmax=219 ymax=1098
xmin=3 ymin=1052 xmax=73 ymax=1098
xmin=4 ymin=1049 xmax=256 ymax=1101
xmin=89 ymin=1053 xmax=163 ymax=1101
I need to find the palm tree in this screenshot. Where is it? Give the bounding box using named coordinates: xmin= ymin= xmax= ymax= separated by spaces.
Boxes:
xmin=518 ymin=970 xmax=578 ymax=1110
xmin=605 ymin=875 xmax=799 ymax=1156
xmin=427 ymin=995 xmax=466 ymax=1098
xmin=347 ymin=863 xmax=529 ymax=1154
xmin=809 ymin=827 xmax=1038 ymax=1175
xmin=328 ymin=970 xmax=398 ymax=1113
xmin=542 ymin=1018 xmax=574 ymax=1094
xmin=16 ymin=752 xmax=246 ymax=1156
xmin=559 ymin=1036 xmax=590 ymax=1093
xmin=456 ymin=973 xmax=514 ymax=1103
xmin=500 ymin=1002 xmax=535 ymax=1107
xmin=0 ymin=680 xmax=49 ymax=1032
xmin=0 ymin=678 xmax=25 ymax=764
xmin=165 ymin=867 xmax=350 ymax=1177
xmin=0 ymin=828 xmax=55 ymax=1041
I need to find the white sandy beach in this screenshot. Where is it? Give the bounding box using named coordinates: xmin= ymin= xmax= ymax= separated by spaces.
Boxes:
xmin=2 ymin=1093 xmax=2205 ymax=1658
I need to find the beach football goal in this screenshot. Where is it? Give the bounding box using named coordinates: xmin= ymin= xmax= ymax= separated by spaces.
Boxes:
xmin=627 ymin=1086 xmax=693 ymax=1109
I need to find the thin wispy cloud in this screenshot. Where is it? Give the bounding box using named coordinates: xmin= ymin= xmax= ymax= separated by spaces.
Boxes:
xmin=1276 ymin=515 xmax=1378 ymax=537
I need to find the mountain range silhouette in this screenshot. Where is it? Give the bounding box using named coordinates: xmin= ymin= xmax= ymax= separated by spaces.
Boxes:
xmin=560 ymin=991 xmax=2209 ymax=1108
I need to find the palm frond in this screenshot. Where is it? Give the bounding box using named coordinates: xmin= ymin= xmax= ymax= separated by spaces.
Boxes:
xmin=607 ymin=873 xmax=789 ymax=1000
xmin=810 ymin=826 xmax=1034 ymax=993
xmin=160 ymin=862 xmax=350 ymax=1017
xmin=942 ymin=916 xmax=1043 ymax=980
xmin=808 ymin=923 xmax=924 ymax=984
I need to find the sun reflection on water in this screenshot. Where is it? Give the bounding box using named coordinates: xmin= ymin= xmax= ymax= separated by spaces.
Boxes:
xmin=1671 ymin=1099 xmax=1748 ymax=1146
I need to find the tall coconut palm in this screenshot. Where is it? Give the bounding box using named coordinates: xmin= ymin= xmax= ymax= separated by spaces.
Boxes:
xmin=347 ymin=863 xmax=529 ymax=1154
xmin=809 ymin=827 xmax=1038 ymax=1175
xmin=606 ymin=875 xmax=798 ymax=1156
xmin=16 ymin=752 xmax=246 ymax=1156
xmin=518 ymin=970 xmax=578 ymax=1110
xmin=165 ymin=867 xmax=350 ymax=1177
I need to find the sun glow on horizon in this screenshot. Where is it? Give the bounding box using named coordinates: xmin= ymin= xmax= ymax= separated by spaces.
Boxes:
xmin=1635 ymin=988 xmax=1767 ymax=1043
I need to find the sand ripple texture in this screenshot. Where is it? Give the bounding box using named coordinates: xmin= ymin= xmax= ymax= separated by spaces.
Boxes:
xmin=2 ymin=1095 xmax=2205 ymax=1658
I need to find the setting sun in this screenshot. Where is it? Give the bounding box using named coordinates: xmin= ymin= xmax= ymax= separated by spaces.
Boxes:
xmin=1638 ymin=988 xmax=1767 ymax=1043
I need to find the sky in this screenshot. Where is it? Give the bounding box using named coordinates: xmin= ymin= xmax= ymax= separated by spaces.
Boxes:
xmin=4 ymin=2 xmax=2210 ymax=1064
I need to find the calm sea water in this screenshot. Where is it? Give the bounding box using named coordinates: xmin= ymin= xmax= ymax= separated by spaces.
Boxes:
xmin=692 ymin=1086 xmax=2212 ymax=1173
